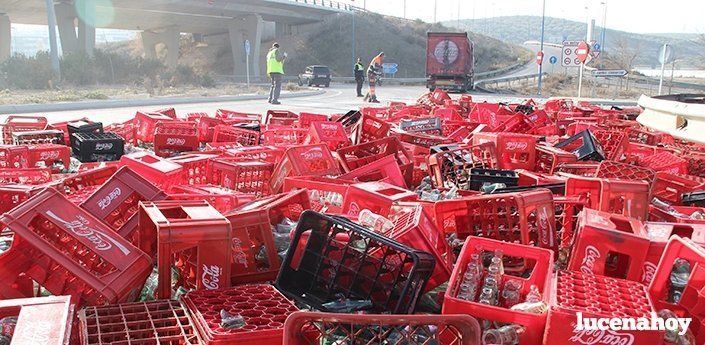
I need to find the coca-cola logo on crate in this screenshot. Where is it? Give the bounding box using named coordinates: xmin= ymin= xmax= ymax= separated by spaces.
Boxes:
xmin=97 ymin=188 xmax=122 ymax=211
xmin=45 ymin=211 xmax=131 ymax=255
xmin=201 ymin=264 xmax=223 ymax=290
xmin=580 ymin=245 xmax=600 ymax=275
xmin=569 ymin=328 xmax=635 ymax=345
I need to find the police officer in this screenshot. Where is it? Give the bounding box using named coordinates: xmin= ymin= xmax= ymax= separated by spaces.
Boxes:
xmin=266 ymin=42 xmax=287 ymax=105
xmin=354 ymin=58 xmax=365 ymax=97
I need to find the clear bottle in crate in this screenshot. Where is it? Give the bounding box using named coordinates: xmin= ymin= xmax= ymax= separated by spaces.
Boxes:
xmin=482 ymin=324 xmax=524 ymax=345
xmin=358 ymin=209 xmax=395 ymax=233
xmin=669 ymin=258 xmax=691 ymax=304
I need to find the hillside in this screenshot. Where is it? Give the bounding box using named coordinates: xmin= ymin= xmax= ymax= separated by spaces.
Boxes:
xmin=443 ymin=16 xmax=703 ymax=68
xmin=181 ymin=12 xmax=530 ymax=78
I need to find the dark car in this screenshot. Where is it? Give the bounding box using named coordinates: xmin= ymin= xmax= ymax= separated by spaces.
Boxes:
xmin=298 ymin=65 xmax=331 ymax=87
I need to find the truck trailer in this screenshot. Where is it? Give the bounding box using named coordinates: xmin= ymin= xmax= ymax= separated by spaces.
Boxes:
xmin=426 ymin=32 xmax=475 ymax=93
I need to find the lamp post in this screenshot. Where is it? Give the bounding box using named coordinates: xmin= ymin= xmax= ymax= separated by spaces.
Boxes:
xmin=537 ymin=0 xmax=546 ymax=96
xmin=600 ymin=1 xmax=607 ymax=52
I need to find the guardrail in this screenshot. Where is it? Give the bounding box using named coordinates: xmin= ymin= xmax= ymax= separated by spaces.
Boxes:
xmin=475 ymin=62 xmax=527 ymax=81
xmin=637 ymin=94 xmax=705 ymax=144
xmin=287 ymin=0 xmax=353 ymax=11
xmin=475 ymin=72 xmax=547 ymax=89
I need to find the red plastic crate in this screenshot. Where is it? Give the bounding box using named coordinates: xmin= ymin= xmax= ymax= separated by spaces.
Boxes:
xmin=27 ymin=144 xmax=71 ymax=173
xmin=119 ymin=151 xmax=184 ymax=189
xmin=0 ymin=188 xmax=152 ymax=305
xmin=651 ymin=171 xmax=705 ymax=205
xmin=212 ymin=125 xmax=260 ymax=146
xmin=220 ymin=145 xmax=284 ymax=164
xmin=352 ymin=113 xmax=391 ymax=144
xmin=642 ymin=222 xmax=705 ymax=286
xmin=399 ymin=116 xmax=443 ymax=135
xmin=169 ymin=153 xmax=218 ymax=185
xmin=12 ymin=128 xmax=65 ymax=145
xmin=225 ymin=190 xmax=310 ymax=284
xmin=153 ymin=121 xmax=199 ymax=157
xmin=442 ymin=236 xmax=554 ymax=345
xmin=283 ymin=311 xmax=481 ymax=345
xmin=139 ymin=200 xmax=232 ymax=298
xmin=0 ymin=184 xmax=38 ymax=214
xmin=565 ymin=175 xmax=650 ymax=220
xmin=0 ymin=296 xmax=73 ymax=345
xmin=283 ymin=175 xmax=350 ymax=213
xmin=535 ymin=145 xmax=577 ymax=174
xmin=433 ymin=189 xmax=556 ymax=248
xmin=57 ymin=165 xmax=118 ymax=203
xmin=80 ymin=300 xmax=201 ymax=345
xmin=639 ymin=151 xmax=688 ymax=174
xmin=297 ymin=112 xmax=328 ymax=128
xmin=342 ymin=181 xmax=417 ymax=217
xmin=103 ymin=119 xmax=135 ymax=145
xmin=595 ymin=160 xmax=655 ymax=183
xmin=555 ymin=162 xmax=599 ymax=177
xmin=516 ymin=169 xmax=566 ymax=189
xmin=554 ymin=195 xmax=587 ymax=264
xmin=303 ymin=121 xmax=349 ymax=150
xmin=473 ymin=132 xmax=537 ymax=170
xmin=336 ymin=137 xmax=413 ymax=184
xmin=427 ymin=143 xmax=497 ymax=189
xmin=649 ymin=205 xmax=705 ymax=224
xmin=0 ymin=144 xmax=29 ymax=169
xmin=685 ymin=152 xmax=705 ymax=177
xmin=0 ymin=167 xmax=51 ymax=185
xmin=568 ymin=209 xmax=650 ymax=282
xmin=80 ymin=166 xmax=167 ymax=243
xmin=265 ymin=110 xmax=298 ymax=127
xmin=210 ymin=159 xmax=273 ymax=197
xmin=168 ymin=184 xmax=256 ymax=213
xmin=544 ymin=271 xmax=664 ymax=345
xmin=1 ymin=115 xmax=48 ymax=144
xmin=216 ymin=109 xmax=262 ymax=122
xmin=133 ymin=111 xmax=175 ymax=143
xmin=182 ymin=284 xmax=299 ymax=345
xmin=261 ymin=128 xmax=308 ymax=146
xmin=270 ymin=144 xmax=340 ymax=193
xmin=338 ymin=154 xmax=408 ymax=188
xmin=189 ymin=113 xmax=224 ymax=142
xmin=394 ymin=130 xmax=453 ymax=148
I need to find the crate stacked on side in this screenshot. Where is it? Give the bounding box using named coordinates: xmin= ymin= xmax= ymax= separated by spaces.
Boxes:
xmin=595 ymin=160 xmax=655 ymax=183
xmin=565 ymin=175 xmax=649 ymax=220
xmin=535 ymin=145 xmax=577 ymax=175
xmin=119 ymin=151 xmax=184 ymax=189
xmin=473 ymin=132 xmax=537 ymax=171
xmin=134 ymin=111 xmax=175 ymax=143
xmin=303 ymin=121 xmax=350 ymax=150
xmin=337 ymin=137 xmax=414 ymax=187
xmin=262 ymin=128 xmax=308 ymax=147
xmin=169 ymin=153 xmax=219 ymax=185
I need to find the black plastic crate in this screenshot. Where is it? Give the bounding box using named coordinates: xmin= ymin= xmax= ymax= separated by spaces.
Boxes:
xmin=467 ymin=168 xmax=519 ymax=191
xmin=682 ymin=191 xmax=705 ymax=207
xmin=72 ymin=131 xmax=124 ymax=162
xmin=12 ymin=129 xmax=65 ymax=145
xmin=335 ymin=110 xmax=361 ymax=130
xmin=555 ymin=129 xmax=605 ymax=161
xmin=276 ymin=210 xmax=435 ymax=314
xmin=489 ymin=182 xmax=566 ymax=195
xmin=67 ymin=120 xmax=103 ymax=148
xmin=399 ymin=117 xmax=442 ymax=135
xmin=429 ymin=144 xmax=460 ymax=155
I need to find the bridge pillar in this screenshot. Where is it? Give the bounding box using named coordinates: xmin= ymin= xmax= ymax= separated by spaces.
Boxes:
xmin=54 ymin=1 xmax=78 ymax=55
xmin=274 ymin=22 xmax=285 ymax=38
xmin=228 ymin=14 xmax=263 ymax=79
xmin=141 ymin=28 xmax=180 ymax=67
xmin=76 ymin=1 xmax=96 ymax=56
xmin=0 ymin=14 xmax=10 ymax=62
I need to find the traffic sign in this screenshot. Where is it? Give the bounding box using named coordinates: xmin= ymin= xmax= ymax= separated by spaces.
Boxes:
xmin=549 ymin=56 xmax=557 ymax=65
xmin=576 ymin=41 xmax=590 ymax=63
xmin=536 ymin=51 xmax=544 ymax=65
xmin=658 ymin=44 xmax=674 ymax=64
xmin=590 ymin=42 xmax=601 ymax=59
xmin=592 ymin=69 xmax=628 ymax=77
xmin=561 ymin=41 xmax=581 ymax=68
xmin=382 ymin=63 xmax=398 ymax=75
xmin=593 ymin=43 xmax=601 ymax=51
xmin=244 ymin=39 xmax=251 ymax=56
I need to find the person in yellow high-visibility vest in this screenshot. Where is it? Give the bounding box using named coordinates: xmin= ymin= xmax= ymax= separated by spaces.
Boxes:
xmin=364 ymin=52 xmax=384 ymax=103
xmin=266 ymin=42 xmax=287 ymax=104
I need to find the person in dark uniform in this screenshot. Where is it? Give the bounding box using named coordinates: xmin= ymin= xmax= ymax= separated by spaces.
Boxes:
xmin=354 ymin=58 xmax=365 ymax=97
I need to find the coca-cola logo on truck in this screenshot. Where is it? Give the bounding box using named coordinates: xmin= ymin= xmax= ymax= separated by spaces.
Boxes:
xmin=433 ymin=40 xmax=459 ymax=65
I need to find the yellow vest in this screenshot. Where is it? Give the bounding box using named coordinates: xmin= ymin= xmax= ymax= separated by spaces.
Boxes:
xmin=267 ymin=48 xmax=284 ymax=74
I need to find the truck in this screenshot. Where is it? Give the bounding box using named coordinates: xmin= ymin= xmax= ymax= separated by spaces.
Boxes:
xmin=426 ymin=32 xmax=475 ymax=93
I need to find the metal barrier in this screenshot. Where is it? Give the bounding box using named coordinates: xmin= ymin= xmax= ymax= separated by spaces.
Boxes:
xmin=637 ymin=94 xmax=705 ymax=144
xmin=288 ymin=0 xmax=353 ymax=11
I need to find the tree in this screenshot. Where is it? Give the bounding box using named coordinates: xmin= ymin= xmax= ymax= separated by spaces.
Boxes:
xmin=604 ymin=38 xmax=640 ymax=90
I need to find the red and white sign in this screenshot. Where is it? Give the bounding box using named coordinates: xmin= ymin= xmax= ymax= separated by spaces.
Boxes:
xmin=536 ymin=51 xmax=544 ymax=65
xmin=576 ymin=41 xmax=590 ymax=64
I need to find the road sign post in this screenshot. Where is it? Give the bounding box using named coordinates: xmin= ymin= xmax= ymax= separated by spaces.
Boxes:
xmin=576 ymin=41 xmax=590 ymax=98
xmin=244 ymin=39 xmax=251 ymax=86
xmin=549 ymin=56 xmax=557 ymax=74
xmin=658 ymin=43 xmax=673 ymax=95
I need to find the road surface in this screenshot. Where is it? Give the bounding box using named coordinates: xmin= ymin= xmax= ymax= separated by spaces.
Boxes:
xmin=499 ymin=42 xmax=567 ymax=79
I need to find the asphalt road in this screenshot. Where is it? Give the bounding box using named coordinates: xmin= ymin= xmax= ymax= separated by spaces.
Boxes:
xmin=2 ymin=85 xmax=533 ymax=126
xmin=503 ymin=42 xmax=567 ymax=79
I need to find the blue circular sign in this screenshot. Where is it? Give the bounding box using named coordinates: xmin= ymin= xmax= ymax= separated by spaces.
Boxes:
xmin=549 ymin=56 xmax=557 ymax=64
xmin=593 ymin=43 xmax=601 ymax=51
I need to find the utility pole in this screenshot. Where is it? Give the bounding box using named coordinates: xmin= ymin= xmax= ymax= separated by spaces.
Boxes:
xmin=433 ymin=0 xmax=437 ymax=23
xmin=457 ymin=0 xmax=461 ymax=28
xmin=352 ymin=8 xmax=355 ymax=77
xmin=600 ymin=1 xmax=607 ymax=52
xmin=537 ymin=0 xmax=546 ymax=96
xmin=403 ymin=0 xmax=406 ymax=19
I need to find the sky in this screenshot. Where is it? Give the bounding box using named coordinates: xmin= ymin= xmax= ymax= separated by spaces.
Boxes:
xmin=345 ymin=0 xmax=705 ymax=34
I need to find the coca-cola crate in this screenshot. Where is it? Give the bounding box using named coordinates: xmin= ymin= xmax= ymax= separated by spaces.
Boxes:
xmin=592 ymin=129 xmax=628 ymax=160
xmin=283 ymin=176 xmax=350 ymax=213
xmin=182 ymin=284 xmax=299 ymax=345
xmin=270 ymin=144 xmax=340 ymax=193
xmin=67 ymin=119 xmax=103 ymax=148
xmin=639 ymin=151 xmax=689 ymax=174
xmin=516 ymin=169 xmax=566 ymax=190
xmin=649 ymin=205 xmax=705 ymax=224
xmin=351 ymin=113 xmax=391 ymax=144
xmin=565 ymin=175 xmax=649 ymax=220
xmin=58 ymin=165 xmax=118 ymax=203
xmin=1 ymin=115 xmax=48 ymax=144
xmin=595 ymin=160 xmax=655 ymax=183
xmin=134 ymin=111 xmax=175 ymax=143
xmin=212 ymin=125 xmax=260 ymax=146
xmin=535 ymin=145 xmax=577 ymax=174
xmin=283 ymin=311 xmax=481 ymax=345
xmin=153 ymin=107 xmax=177 ymax=118
xmin=79 ymin=300 xmax=201 ymax=345
xmin=341 ymin=181 xmax=416 ymax=217
xmin=72 ymin=132 xmax=125 ymax=162
xmin=338 ymin=154 xmax=407 ymax=188
xmin=303 ymin=121 xmax=349 ymax=150
xmin=139 ymin=200 xmax=232 ymax=297
xmin=0 ymin=296 xmax=73 ymax=345
xmin=0 ymin=184 xmax=37 ymax=214
xmin=153 ymin=121 xmax=199 ymax=157
xmin=472 ymin=132 xmax=537 ymax=170
xmin=642 ymin=222 xmax=705 ymax=286
xmin=399 ymin=117 xmax=442 ymax=136
xmin=334 ymin=110 xmax=361 ymax=132
xmin=80 ymin=166 xmax=167 ymax=242
xmin=0 ymin=167 xmax=51 ymax=185
xmin=555 ymin=162 xmax=599 ymax=177
xmin=568 ymin=209 xmax=650 ymax=282
xmin=433 ymin=189 xmax=556 ymax=248
xmin=0 ymin=144 xmax=28 ymax=169
xmin=394 ymin=130 xmax=452 ymax=148
xmin=168 ymin=184 xmax=255 ymax=213
xmin=220 ymin=145 xmax=284 ymax=164
xmin=628 ymin=127 xmax=669 ymax=145
xmin=442 ymin=236 xmax=554 ymax=345
xmin=168 ymin=153 xmax=218 ymax=185
xmin=225 ymin=189 xmax=310 ymax=284
xmin=103 ymin=119 xmax=135 ymax=145
xmin=189 ymin=113 xmax=223 ymax=142
xmin=685 ymin=152 xmax=705 ymax=177
xmin=277 ymin=211 xmax=435 ymax=314
xmin=554 ymin=129 xmax=605 ymax=161
xmin=428 ymin=143 xmax=497 ymax=189
xmin=210 ymin=159 xmax=273 ymax=197
xmin=337 ymin=137 xmax=413 ymax=185
xmin=544 ymin=271 xmax=664 ymax=345
xmin=265 ymin=110 xmax=298 ymax=127
xmin=261 ymin=128 xmax=308 ymax=146
xmin=624 ymin=142 xmax=666 ymax=165
xmin=119 ymin=151 xmax=184 ymax=189
xmin=297 ymin=112 xmax=328 ymax=128
xmin=652 ymin=172 xmax=705 ymax=206
xmin=27 ymin=144 xmax=71 ymax=172
xmin=12 ymin=129 xmax=65 ymax=145
xmin=216 ymin=109 xmax=262 ymax=122
xmin=554 ymin=195 xmax=588 ymax=265
xmin=0 ymin=188 xmax=152 ymax=305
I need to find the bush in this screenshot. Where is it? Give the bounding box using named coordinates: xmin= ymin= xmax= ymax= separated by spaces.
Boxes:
xmin=0 ymin=52 xmax=55 ymax=89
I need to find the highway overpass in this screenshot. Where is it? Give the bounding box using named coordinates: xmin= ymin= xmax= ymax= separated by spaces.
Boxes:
xmin=0 ymin=0 xmax=351 ymax=75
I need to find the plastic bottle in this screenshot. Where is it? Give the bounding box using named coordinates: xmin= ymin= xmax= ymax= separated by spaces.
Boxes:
xmin=458 ymin=261 xmax=482 ymax=301
xmin=139 ymin=267 xmax=159 ymax=301
xmin=669 ymin=258 xmax=691 ymax=304
xmin=482 ymin=324 xmax=525 ymax=345
xmin=358 ymin=209 xmax=395 ymax=234
xmin=653 ymin=198 xmax=689 ymax=218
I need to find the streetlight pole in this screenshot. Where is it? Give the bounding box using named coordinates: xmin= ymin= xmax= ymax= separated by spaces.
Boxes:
xmin=352 ymin=8 xmax=355 ymax=77
xmin=403 ymin=0 xmax=406 ymax=19
xmin=600 ymin=1 xmax=607 ymax=52
xmin=433 ymin=0 xmax=437 ymax=23
xmin=537 ymin=0 xmax=546 ymax=96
